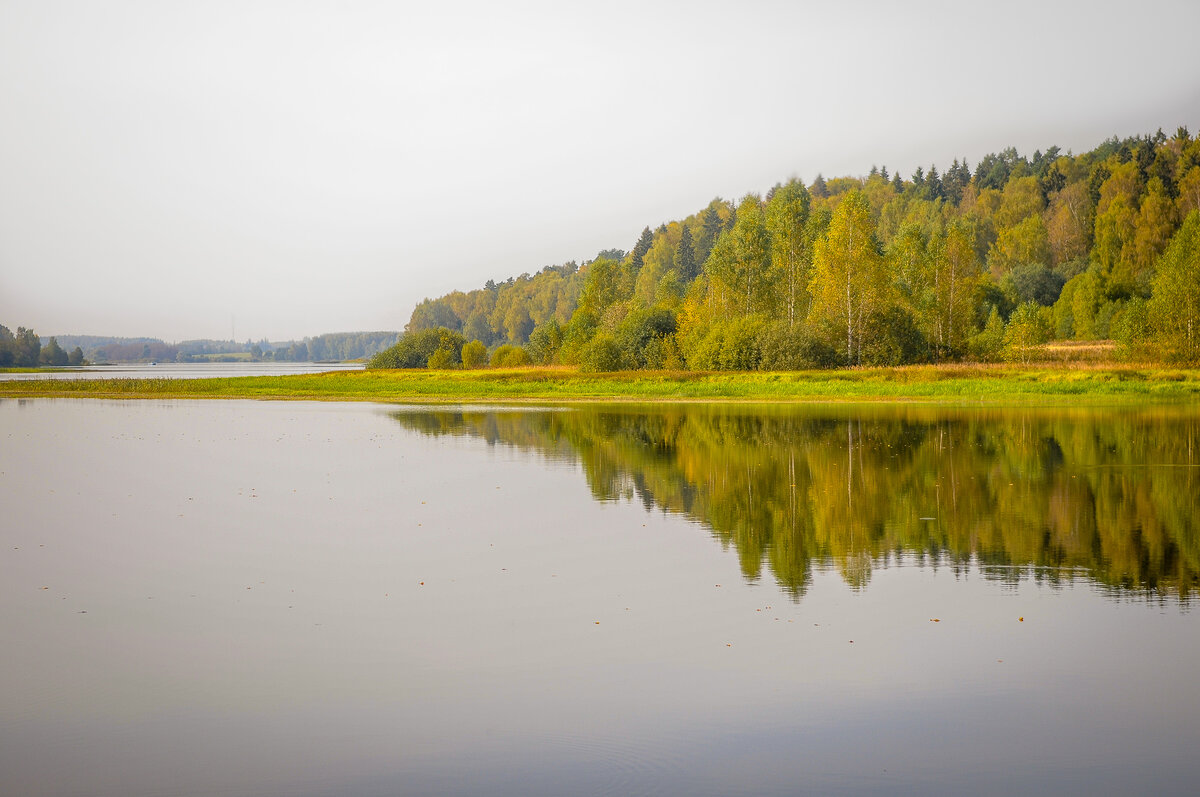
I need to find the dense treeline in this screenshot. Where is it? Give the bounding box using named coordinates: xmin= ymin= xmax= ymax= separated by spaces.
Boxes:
xmin=10 ymin=331 xmax=401 ymax=364
xmin=174 ymin=331 xmax=400 ymax=362
xmin=391 ymin=405 xmax=1200 ymax=601
xmin=387 ymin=128 xmax=1200 ymax=369
xmin=301 ymin=331 xmax=400 ymax=361
xmin=0 ymin=325 xmax=85 ymax=367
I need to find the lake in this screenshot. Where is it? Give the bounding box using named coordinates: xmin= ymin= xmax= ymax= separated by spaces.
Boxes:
xmin=1 ymin=399 xmax=1197 ymax=796
xmin=0 ymin=362 xmax=364 ymax=381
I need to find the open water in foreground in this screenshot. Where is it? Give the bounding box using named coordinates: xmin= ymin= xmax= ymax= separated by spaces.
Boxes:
xmin=1 ymin=399 xmax=1197 ymax=796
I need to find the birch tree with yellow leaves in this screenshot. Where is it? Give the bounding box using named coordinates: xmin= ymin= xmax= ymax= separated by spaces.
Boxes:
xmin=809 ymin=190 xmax=890 ymax=364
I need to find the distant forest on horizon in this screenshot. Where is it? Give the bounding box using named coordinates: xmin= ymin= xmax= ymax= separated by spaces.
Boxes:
xmin=385 ymin=126 xmax=1200 ymax=370
xmin=0 ymin=330 xmax=400 ymax=366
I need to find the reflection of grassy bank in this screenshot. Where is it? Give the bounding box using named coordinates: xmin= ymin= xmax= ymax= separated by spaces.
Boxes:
xmin=3 ymin=364 xmax=1200 ymax=402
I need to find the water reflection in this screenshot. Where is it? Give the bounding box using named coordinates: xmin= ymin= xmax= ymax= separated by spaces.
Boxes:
xmin=391 ymin=404 xmax=1200 ymax=601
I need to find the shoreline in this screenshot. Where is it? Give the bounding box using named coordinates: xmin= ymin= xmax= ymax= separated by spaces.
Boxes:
xmin=2 ymin=364 xmax=1199 ymax=405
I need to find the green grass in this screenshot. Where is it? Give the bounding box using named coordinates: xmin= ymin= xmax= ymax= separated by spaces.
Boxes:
xmin=4 ymin=364 xmax=1200 ymax=404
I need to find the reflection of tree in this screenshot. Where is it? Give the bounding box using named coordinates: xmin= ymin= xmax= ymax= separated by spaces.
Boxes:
xmin=390 ymin=405 xmax=1200 ymax=602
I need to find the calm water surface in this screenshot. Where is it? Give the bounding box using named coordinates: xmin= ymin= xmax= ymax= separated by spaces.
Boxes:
xmin=0 ymin=362 xmax=364 ymax=380
xmin=1 ymin=399 xmax=1197 ymax=796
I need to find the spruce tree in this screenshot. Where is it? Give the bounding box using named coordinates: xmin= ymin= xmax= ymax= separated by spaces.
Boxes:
xmin=676 ymin=225 xmax=698 ymax=282
xmin=695 ymin=204 xmax=723 ymax=266
xmin=630 ymin=226 xmax=653 ymax=273
xmin=927 ymin=164 xmax=944 ymax=201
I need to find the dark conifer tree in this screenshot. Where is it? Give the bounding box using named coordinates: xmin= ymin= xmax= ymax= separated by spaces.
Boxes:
xmin=695 ymin=204 xmax=723 ymax=265
xmin=722 ymin=206 xmax=737 ymax=233
xmin=943 ymin=159 xmax=968 ymax=205
xmin=926 ymin=165 xmax=944 ymax=201
xmin=909 ymin=166 xmax=926 ymax=196
xmin=630 ymin=226 xmax=653 ymax=273
xmin=676 ymin=224 xmax=698 ymax=282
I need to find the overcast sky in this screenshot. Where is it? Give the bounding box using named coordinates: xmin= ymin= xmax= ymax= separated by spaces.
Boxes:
xmin=2 ymin=0 xmax=1198 ymax=342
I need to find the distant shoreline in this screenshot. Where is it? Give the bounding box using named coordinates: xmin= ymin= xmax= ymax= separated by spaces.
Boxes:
xmin=2 ymin=364 xmax=1198 ymax=405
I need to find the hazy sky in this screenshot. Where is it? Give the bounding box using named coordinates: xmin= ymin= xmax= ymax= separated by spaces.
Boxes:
xmin=2 ymin=0 xmax=1198 ymax=342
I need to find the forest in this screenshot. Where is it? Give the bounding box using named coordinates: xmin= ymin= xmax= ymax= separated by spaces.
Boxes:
xmin=379 ymin=128 xmax=1200 ymax=370
xmin=1 ymin=330 xmax=400 ymax=365
xmin=0 ymin=326 xmax=84 ymax=367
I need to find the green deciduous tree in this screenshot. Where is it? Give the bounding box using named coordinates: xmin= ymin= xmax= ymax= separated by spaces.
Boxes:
xmin=502 ymin=304 xmax=534 ymax=344
xmin=635 ymin=233 xmax=675 ymax=305
xmin=1008 ymin=263 xmax=1065 ymax=307
xmin=1133 ymin=177 xmax=1178 ymax=278
xmin=13 ymin=327 xmax=41 ymax=367
xmin=1111 ymin=297 xmax=1150 ymax=359
xmin=490 ymin=344 xmax=530 ymax=367
xmin=0 ymin=325 xmax=13 ymax=367
xmin=757 ymin=321 xmax=840 ymax=370
xmin=928 ymin=221 xmax=983 ymax=357
xmin=461 ymin=340 xmax=488 ymax=368
xmin=809 ymin=190 xmax=889 ymax=364
xmin=1149 ymin=211 xmax=1200 ymax=361
xmin=764 ymin=179 xmax=812 ymax=327
xmin=407 ymin=298 xmax=461 ymax=334
xmin=368 ymin=328 xmax=464 ymax=369
xmin=525 ymin=319 xmax=563 ymax=365
xmin=706 ymin=194 xmax=773 ymax=317
xmin=1002 ymin=302 xmax=1051 ymax=363
xmin=578 ymin=333 xmax=623 ymax=372
xmin=614 ymin=307 xmax=676 ymax=369
xmin=1059 ymin=269 xmax=1111 ymax=340
xmin=990 ymin=214 xmax=1052 ymax=272
xmin=860 ymin=306 xmax=930 ymax=366
xmin=427 ymin=348 xmax=457 ymax=369
xmin=1177 ymin=165 xmax=1200 ymax=218
xmin=39 ymin=337 xmax=68 ymax=366
xmin=577 ymin=257 xmax=622 ymax=320
xmin=1093 ymin=162 xmax=1140 ymax=294
xmin=968 ymin=306 xmax=1006 ymax=362
xmin=1045 ymin=181 xmax=1090 ymax=266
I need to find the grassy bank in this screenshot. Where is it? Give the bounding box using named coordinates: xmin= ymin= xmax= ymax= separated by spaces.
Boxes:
xmin=3 ymin=364 xmax=1200 ymax=404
